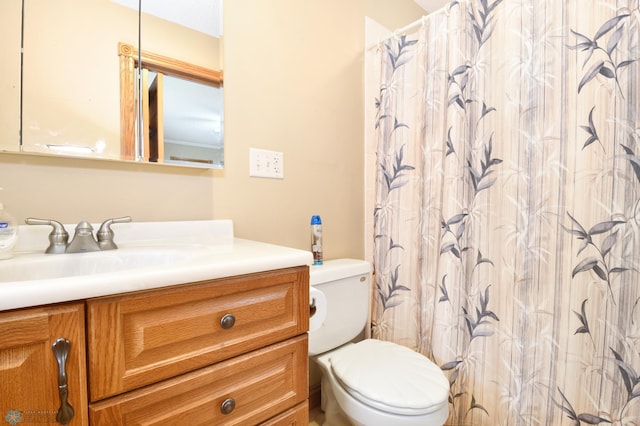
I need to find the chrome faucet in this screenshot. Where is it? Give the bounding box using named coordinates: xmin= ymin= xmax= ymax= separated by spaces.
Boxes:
xmin=66 ymin=221 xmax=101 ymax=253
xmin=25 ymin=216 xmax=132 ymax=254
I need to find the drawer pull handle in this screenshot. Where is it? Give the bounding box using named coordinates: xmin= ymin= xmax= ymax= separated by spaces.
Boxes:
xmin=220 ymin=398 xmax=236 ymax=415
xmin=52 ymin=338 xmax=74 ymax=425
xmin=220 ymin=313 xmax=236 ymax=329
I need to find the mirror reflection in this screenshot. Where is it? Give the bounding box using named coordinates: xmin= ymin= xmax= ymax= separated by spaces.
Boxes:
xmin=153 ymin=74 xmax=224 ymax=167
xmin=118 ymin=42 xmax=223 ymax=167
xmin=22 ymin=0 xmax=137 ymax=159
xmin=5 ymin=0 xmax=223 ymax=168
xmin=0 ymin=1 xmax=21 ymax=153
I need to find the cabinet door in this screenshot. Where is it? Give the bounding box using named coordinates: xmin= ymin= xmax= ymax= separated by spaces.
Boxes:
xmin=0 ymin=303 xmax=88 ymax=425
xmin=89 ymin=336 xmax=308 ymax=425
xmin=87 ymin=266 xmax=309 ymax=401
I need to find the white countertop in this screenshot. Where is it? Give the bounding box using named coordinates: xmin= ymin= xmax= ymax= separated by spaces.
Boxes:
xmin=0 ymin=220 xmax=313 ymax=311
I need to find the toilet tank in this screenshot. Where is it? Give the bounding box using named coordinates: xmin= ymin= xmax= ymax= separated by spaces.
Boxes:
xmin=308 ymin=259 xmax=372 ymax=356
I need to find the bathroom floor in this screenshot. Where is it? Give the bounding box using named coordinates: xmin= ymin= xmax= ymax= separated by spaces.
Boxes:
xmin=309 ymin=406 xmax=325 ymax=425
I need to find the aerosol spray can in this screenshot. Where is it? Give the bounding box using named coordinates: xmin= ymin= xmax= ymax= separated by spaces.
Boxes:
xmin=310 ymin=215 xmax=323 ymax=265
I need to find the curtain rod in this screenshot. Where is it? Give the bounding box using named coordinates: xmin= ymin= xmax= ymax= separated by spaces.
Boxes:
xmin=394 ymin=15 xmax=427 ymax=37
xmin=365 ymin=16 xmax=426 ymax=52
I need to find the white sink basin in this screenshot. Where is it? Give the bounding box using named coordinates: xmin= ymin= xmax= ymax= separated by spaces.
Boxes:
xmin=0 ymin=245 xmax=206 ymax=283
xmin=0 ymin=219 xmax=313 ymax=312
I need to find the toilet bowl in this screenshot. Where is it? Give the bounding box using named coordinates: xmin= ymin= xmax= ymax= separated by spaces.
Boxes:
xmin=309 ymin=259 xmax=449 ymax=426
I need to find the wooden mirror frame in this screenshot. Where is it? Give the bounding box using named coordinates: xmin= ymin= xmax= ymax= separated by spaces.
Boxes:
xmin=118 ymin=42 xmax=223 ymax=162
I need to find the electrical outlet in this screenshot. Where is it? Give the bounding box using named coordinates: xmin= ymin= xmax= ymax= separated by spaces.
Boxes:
xmin=249 ymin=148 xmax=284 ymax=179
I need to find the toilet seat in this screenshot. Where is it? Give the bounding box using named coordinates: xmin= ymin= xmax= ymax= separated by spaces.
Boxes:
xmin=328 ymin=339 xmax=449 ymax=416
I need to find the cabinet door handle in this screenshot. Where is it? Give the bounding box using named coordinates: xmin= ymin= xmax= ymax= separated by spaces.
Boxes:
xmin=220 ymin=398 xmax=236 ymax=415
xmin=220 ymin=313 xmax=236 ymax=329
xmin=52 ymin=338 xmax=74 ymax=425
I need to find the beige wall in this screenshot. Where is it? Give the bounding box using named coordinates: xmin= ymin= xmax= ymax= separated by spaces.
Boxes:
xmin=0 ymin=0 xmax=423 ymax=259
xmin=217 ymin=0 xmax=367 ymax=258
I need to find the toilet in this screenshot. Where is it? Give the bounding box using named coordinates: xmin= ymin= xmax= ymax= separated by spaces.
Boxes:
xmin=309 ymin=259 xmax=450 ymax=426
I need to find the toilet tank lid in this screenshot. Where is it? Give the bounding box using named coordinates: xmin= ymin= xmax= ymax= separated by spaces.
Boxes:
xmin=310 ymin=258 xmax=372 ymax=286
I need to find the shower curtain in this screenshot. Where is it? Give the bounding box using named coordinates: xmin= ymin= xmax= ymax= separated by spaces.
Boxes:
xmin=369 ymin=0 xmax=640 ymax=425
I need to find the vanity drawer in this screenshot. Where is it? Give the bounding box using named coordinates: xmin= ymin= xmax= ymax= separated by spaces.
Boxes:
xmin=86 ymin=266 xmax=309 ymax=401
xmin=89 ymin=335 xmax=308 ymax=425
xmin=261 ymin=401 xmax=309 ymax=425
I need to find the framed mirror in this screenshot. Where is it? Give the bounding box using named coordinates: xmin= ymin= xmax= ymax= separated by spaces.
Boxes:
xmin=3 ymin=0 xmax=223 ymax=168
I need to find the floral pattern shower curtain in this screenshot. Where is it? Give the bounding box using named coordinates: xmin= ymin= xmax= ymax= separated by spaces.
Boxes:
xmin=370 ymin=0 xmax=640 ymax=424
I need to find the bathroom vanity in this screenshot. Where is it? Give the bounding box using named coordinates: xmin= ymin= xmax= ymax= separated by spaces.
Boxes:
xmin=0 ymin=220 xmax=311 ymax=425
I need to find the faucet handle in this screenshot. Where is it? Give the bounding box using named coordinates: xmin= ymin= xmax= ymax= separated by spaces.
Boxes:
xmin=25 ymin=218 xmax=69 ymax=254
xmin=97 ymin=216 xmax=132 ymax=250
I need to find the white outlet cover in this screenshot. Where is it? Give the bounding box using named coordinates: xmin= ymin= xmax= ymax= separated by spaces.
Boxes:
xmin=249 ymin=148 xmax=284 ymax=179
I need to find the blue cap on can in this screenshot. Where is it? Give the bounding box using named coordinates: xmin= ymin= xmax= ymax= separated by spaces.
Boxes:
xmin=311 ymin=215 xmax=322 ymax=225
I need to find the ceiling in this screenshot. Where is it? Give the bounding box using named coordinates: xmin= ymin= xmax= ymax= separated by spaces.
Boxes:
xmin=414 ymin=0 xmax=451 ymax=13
xmin=110 ymin=1 xmax=451 ymax=37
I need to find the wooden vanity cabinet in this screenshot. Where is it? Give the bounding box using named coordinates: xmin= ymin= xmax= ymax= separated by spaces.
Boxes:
xmin=0 ymin=265 xmax=309 ymax=425
xmin=0 ymin=303 xmax=89 ymax=426
xmin=86 ymin=265 xmax=310 ymax=425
